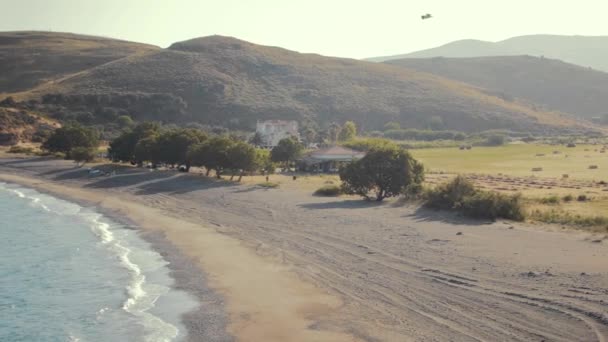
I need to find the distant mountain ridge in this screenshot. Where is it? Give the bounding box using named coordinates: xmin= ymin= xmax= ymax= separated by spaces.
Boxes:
xmin=368 ymin=35 xmax=608 ymax=72
xmin=0 ymin=32 xmax=599 ymax=135
xmin=386 ymin=55 xmax=608 ymax=120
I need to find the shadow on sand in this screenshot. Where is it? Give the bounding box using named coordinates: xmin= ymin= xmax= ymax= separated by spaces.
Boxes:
xmin=299 ymin=199 xmax=386 ymax=210
xmin=133 ymin=173 xmax=237 ymax=195
xmin=0 ymin=156 xmax=56 ymax=166
xmin=407 ymin=206 xmax=494 ymax=226
xmin=85 ymin=170 xmax=175 ymax=189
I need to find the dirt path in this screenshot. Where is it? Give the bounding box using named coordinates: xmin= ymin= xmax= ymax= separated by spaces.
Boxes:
xmin=2 ymin=157 xmax=607 ymax=341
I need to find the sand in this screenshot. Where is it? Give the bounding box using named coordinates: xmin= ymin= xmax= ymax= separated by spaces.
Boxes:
xmin=1 ymin=156 xmax=608 ymax=342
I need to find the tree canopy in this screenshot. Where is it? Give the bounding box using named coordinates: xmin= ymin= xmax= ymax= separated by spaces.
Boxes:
xmin=271 ymin=137 xmax=303 ymax=166
xmin=42 ymin=123 xmax=99 ymax=158
xmin=188 ymin=136 xmax=235 ymax=177
xmin=70 ymin=147 xmax=97 ymax=167
xmin=338 ymin=121 xmax=357 ymax=141
xmin=340 ymin=146 xmax=424 ymax=201
xmin=108 ymin=122 xmax=160 ymax=162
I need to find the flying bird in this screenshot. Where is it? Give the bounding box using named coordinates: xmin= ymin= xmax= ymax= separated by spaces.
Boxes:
xmin=421 ymin=13 xmax=432 ymax=20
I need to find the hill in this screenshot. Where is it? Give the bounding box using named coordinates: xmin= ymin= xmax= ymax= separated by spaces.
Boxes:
xmin=368 ymin=35 xmax=608 ymax=72
xmin=15 ymin=34 xmax=595 ymax=134
xmin=386 ymin=56 xmax=608 ymax=120
xmin=0 ymin=31 xmax=159 ymax=95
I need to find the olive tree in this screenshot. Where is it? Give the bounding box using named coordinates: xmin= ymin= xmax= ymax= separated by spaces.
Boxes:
xmin=340 ymin=146 xmax=424 ymax=201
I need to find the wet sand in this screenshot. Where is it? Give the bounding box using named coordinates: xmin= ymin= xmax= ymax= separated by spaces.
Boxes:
xmin=1 ymin=156 xmax=607 ymax=341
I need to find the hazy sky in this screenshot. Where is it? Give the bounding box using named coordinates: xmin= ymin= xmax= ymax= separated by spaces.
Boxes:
xmin=1 ymin=0 xmax=607 ymax=58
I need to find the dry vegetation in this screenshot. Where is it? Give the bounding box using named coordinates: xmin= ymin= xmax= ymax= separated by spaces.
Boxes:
xmin=387 ymin=55 xmax=608 ymax=121
xmin=413 ymin=143 xmax=608 ymax=230
xmin=16 ymin=34 xmax=597 ymax=133
xmin=0 ymin=31 xmax=159 ymax=96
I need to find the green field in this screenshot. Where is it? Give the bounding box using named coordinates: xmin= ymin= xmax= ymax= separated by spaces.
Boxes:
xmin=411 ymin=143 xmax=608 ymax=181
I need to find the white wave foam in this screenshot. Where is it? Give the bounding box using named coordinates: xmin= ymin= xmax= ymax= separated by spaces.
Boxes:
xmin=1 ymin=183 xmax=181 ymax=342
xmin=84 ymin=212 xmax=179 ymax=341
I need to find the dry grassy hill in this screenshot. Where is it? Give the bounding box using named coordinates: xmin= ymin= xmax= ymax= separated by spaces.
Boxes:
xmin=386 ymin=56 xmax=608 ymax=120
xmin=0 ymin=31 xmax=159 ymax=95
xmin=26 ymin=35 xmax=594 ymax=133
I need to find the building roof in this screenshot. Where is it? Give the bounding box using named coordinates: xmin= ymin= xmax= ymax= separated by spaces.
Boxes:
xmin=301 ymin=146 xmax=366 ymax=164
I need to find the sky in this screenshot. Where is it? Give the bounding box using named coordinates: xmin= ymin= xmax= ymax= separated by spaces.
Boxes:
xmin=1 ymin=0 xmax=607 ymax=59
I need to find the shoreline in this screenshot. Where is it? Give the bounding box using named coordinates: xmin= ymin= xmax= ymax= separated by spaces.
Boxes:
xmin=0 ymin=170 xmax=358 ymax=342
xmin=0 ymin=176 xmax=233 ymax=342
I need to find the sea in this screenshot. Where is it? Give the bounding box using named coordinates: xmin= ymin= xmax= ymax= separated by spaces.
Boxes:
xmin=0 ymin=182 xmax=198 ymax=342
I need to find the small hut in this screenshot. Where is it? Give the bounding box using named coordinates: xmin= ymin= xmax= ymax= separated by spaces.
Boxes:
xmin=299 ymin=146 xmax=365 ymax=173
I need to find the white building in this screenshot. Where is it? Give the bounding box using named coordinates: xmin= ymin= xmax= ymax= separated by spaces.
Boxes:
xmin=256 ymin=120 xmax=300 ymax=147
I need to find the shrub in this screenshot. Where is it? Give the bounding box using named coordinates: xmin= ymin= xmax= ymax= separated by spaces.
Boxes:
xmin=424 ymin=176 xmax=477 ymax=210
xmin=460 ymin=191 xmax=525 ymax=221
xmin=562 ymin=194 xmax=574 ymax=202
xmin=484 ymin=134 xmax=506 ymax=146
xmin=258 ymin=182 xmax=279 ymax=188
xmin=342 ymin=137 xmax=398 ymax=152
xmin=424 ymin=176 xmax=525 ymax=221
xmin=314 ymin=185 xmax=342 ymax=196
xmin=577 ymin=194 xmax=588 ymax=202
xmin=7 ymin=146 xmax=34 ymax=154
xmin=540 ymin=196 xmax=560 ymax=204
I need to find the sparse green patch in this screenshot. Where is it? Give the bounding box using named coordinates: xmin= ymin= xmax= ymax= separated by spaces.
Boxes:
xmin=7 ymin=146 xmax=34 ymax=154
xmin=258 ymin=182 xmax=280 ymax=189
xmin=314 ymin=185 xmax=342 ymax=197
xmin=424 ymin=176 xmax=525 ymax=221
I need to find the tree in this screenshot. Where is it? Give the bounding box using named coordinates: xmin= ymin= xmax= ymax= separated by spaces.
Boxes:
xmin=227 ymin=141 xmax=257 ymax=181
xmin=134 ymin=135 xmax=161 ymax=166
xmin=70 ymin=147 xmax=96 ymax=167
xmin=116 ymin=115 xmax=134 ymax=129
xmin=271 ymin=137 xmax=303 ymax=168
xmin=249 ymin=132 xmax=264 ymax=146
xmin=108 ymin=122 xmax=159 ymax=162
xmin=302 ymin=127 xmax=317 ymax=146
xmin=188 ymin=136 xmax=234 ymax=178
xmin=42 ymin=123 xmax=99 ymax=158
xmin=485 ymin=134 xmax=506 ymax=146
xmin=156 ymin=128 xmax=207 ymax=171
xmin=340 ymin=146 xmax=424 ymax=201
xmin=327 ymin=122 xmax=342 ymax=143
xmin=338 ymin=121 xmax=357 ymax=141
xmin=254 ymin=148 xmax=274 ymax=174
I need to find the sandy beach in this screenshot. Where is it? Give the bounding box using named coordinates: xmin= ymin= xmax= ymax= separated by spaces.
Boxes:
xmin=1 ymin=156 xmax=608 ymax=341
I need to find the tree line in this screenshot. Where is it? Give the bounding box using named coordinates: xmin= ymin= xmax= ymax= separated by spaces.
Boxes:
xmin=40 ymin=121 xmax=310 ymax=180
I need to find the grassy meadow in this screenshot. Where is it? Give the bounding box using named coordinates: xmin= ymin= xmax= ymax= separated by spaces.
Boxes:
xmin=411 ymin=143 xmax=608 ymax=181
xmin=412 ymin=143 xmax=608 ymax=231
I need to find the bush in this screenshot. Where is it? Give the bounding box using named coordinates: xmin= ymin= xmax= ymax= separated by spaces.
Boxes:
xmin=424 ymin=176 xmax=476 ymax=210
xmin=484 ymin=134 xmax=506 ymax=146
xmin=383 ymin=129 xmax=467 ymax=141
xmin=562 ymin=194 xmax=574 ymax=202
xmin=258 ymin=182 xmax=279 ymax=188
xmin=342 ymin=137 xmax=398 ymax=152
xmin=540 ymin=196 xmax=560 ymax=204
xmin=7 ymin=146 xmax=34 ymax=154
xmin=577 ymin=194 xmax=588 ymax=202
xmin=314 ymin=185 xmax=342 ymax=197
xmin=424 ymin=176 xmax=525 ymax=221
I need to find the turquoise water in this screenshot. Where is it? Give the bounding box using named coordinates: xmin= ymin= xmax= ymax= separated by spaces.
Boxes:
xmin=0 ymin=182 xmax=197 ymax=342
